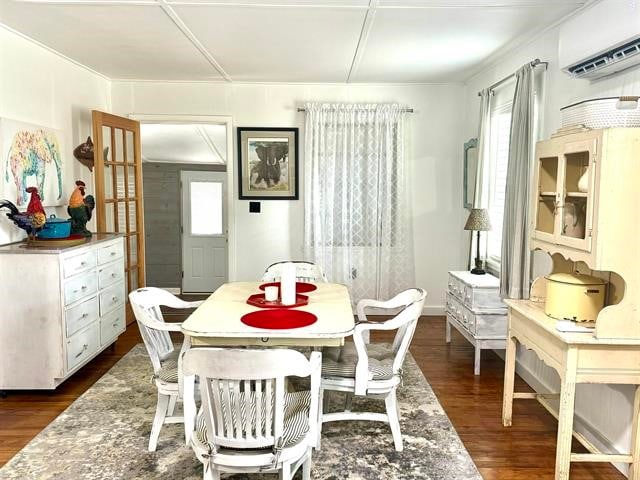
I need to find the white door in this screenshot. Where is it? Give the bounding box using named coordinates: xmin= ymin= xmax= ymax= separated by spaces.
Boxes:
xmin=181 ymin=170 xmax=228 ymax=293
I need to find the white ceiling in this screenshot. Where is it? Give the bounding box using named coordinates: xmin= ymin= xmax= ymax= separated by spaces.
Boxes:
xmin=141 ymin=123 xmax=227 ymax=164
xmin=0 ymin=0 xmax=587 ymax=83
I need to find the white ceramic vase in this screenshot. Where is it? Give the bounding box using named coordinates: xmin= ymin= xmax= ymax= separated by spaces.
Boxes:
xmin=577 ymin=167 xmax=589 ymax=193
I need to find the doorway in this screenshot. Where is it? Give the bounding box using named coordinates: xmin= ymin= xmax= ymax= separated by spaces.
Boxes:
xmin=181 ymin=170 xmax=227 ymax=293
xmin=134 ymin=115 xmax=234 ymax=293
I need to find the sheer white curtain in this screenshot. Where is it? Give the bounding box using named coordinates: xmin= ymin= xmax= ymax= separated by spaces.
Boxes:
xmin=303 ymin=103 xmax=414 ymax=303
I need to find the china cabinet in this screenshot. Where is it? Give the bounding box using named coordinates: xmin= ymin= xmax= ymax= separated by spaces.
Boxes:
xmin=503 ymin=127 xmax=640 ymax=480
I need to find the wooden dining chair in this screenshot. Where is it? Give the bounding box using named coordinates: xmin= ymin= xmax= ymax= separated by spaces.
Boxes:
xmin=182 ymin=348 xmax=321 ymax=480
xmin=318 ymin=288 xmax=427 ymax=452
xmin=129 ymin=287 xmax=204 ymax=451
xmin=262 ymin=261 xmax=328 ymax=283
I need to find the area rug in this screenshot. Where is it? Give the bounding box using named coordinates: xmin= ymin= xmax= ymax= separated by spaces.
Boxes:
xmin=0 ymin=344 xmax=481 ymax=480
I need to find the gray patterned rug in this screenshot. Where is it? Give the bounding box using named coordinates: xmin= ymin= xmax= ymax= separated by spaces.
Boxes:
xmin=0 ymin=344 xmax=481 ymax=480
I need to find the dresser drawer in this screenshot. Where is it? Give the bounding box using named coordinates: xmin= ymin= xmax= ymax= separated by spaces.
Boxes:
xmin=66 ymin=322 xmax=100 ymax=372
xmin=62 ymin=249 xmax=96 ymax=278
xmin=462 ymin=285 xmax=506 ymax=311
xmin=98 ymin=261 xmax=124 ymax=289
xmin=64 ymin=271 xmax=98 ymax=306
xmin=97 ymin=241 xmax=124 ymax=265
xmin=100 ymin=308 xmax=125 ymax=345
xmin=65 ymin=296 xmax=99 ymax=337
xmin=99 ymin=281 xmax=125 ymax=315
xmin=447 ymin=274 xmax=464 ymax=301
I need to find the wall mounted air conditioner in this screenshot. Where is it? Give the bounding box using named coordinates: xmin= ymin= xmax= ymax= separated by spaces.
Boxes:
xmin=559 ymin=0 xmax=640 ymax=80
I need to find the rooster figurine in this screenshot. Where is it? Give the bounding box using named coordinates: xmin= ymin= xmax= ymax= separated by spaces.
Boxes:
xmin=0 ymin=187 xmax=47 ymax=239
xmin=68 ymin=180 xmax=95 ymax=237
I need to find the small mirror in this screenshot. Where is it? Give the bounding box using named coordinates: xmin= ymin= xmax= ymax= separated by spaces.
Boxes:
xmin=463 ymin=138 xmax=478 ymax=210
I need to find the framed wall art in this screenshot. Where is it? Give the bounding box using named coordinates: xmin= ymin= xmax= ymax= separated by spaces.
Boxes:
xmin=237 ymin=127 xmax=298 ymax=200
xmin=1 ymin=118 xmax=65 ymax=207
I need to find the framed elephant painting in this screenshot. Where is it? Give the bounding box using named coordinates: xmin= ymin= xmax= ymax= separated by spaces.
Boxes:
xmin=1 ymin=119 xmax=65 ymax=207
xmin=237 ymin=127 xmax=298 ymax=200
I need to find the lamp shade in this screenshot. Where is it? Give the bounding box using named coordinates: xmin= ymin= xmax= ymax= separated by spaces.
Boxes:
xmin=464 ymin=208 xmax=491 ymax=231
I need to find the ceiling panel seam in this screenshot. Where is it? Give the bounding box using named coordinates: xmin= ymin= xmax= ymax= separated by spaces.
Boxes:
xmin=347 ymin=0 xmax=378 ymax=83
xmin=157 ymin=0 xmax=233 ymax=82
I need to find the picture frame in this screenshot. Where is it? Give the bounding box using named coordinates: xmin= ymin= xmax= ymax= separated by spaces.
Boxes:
xmin=237 ymin=127 xmax=299 ymax=200
xmin=463 ymin=138 xmax=478 ymax=210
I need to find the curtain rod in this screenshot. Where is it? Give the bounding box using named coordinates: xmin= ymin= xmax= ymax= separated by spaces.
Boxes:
xmin=297 ymin=107 xmax=414 ymax=113
xmin=477 ymin=58 xmax=548 ymax=97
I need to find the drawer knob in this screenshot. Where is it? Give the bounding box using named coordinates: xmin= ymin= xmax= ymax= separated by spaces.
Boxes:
xmin=111 ymin=296 xmax=118 ymax=302
xmin=82 ymin=313 xmax=88 ymax=318
xmin=80 ymin=261 xmax=87 ymax=266
xmin=110 ymin=251 xmax=116 ymax=256
xmin=111 ymin=273 xmax=117 ymax=278
xmin=112 ymin=321 xmax=119 ymax=327
xmin=261 ymin=337 xmax=269 ymax=343
xmin=74 ymin=344 xmax=88 ymax=358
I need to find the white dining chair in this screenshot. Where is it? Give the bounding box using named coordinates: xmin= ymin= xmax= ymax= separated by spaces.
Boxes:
xmin=182 ymin=348 xmax=321 ymax=480
xmin=262 ymin=261 xmax=328 ymax=283
xmin=318 ymin=288 xmax=427 ymax=452
xmin=129 ymin=287 xmax=204 ymax=452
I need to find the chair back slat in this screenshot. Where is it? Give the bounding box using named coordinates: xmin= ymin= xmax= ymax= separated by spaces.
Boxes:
xmin=131 ymin=301 xmax=174 ymax=373
xmin=263 ymin=261 xmax=328 ymax=283
xmin=183 ymin=348 xmax=319 ymax=450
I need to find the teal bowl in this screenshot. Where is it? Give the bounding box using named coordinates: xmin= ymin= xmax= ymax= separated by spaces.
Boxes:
xmin=38 ymin=215 xmax=72 ymax=239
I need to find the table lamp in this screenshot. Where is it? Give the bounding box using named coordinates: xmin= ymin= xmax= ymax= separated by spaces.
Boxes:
xmin=464 ymin=208 xmax=492 ymax=275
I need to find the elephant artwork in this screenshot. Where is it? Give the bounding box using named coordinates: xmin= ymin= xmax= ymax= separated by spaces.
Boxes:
xmin=249 ymin=140 xmax=289 ymax=190
xmin=1 ymin=120 xmax=64 ymax=207
xmin=237 ymin=127 xmax=298 ymax=200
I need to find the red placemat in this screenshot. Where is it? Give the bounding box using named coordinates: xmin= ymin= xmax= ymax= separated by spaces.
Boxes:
xmin=259 ymin=282 xmax=317 ymax=293
xmin=241 ymin=309 xmax=317 ymax=329
xmin=247 ymin=293 xmax=308 ymax=309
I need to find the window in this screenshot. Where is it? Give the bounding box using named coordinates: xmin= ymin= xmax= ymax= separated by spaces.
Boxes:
xmin=486 ymin=99 xmax=513 ymax=270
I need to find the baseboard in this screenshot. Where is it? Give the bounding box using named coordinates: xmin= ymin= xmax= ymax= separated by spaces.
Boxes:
xmin=511 ymin=356 xmax=629 ymax=477
xmin=163 ymin=287 xmax=181 ymax=295
xmin=423 ymin=305 xmax=445 ymax=316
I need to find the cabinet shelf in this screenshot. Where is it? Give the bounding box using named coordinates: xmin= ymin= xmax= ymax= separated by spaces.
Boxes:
xmin=566 ymin=191 xmax=588 ymax=198
xmin=539 ymin=191 xmax=557 ymax=197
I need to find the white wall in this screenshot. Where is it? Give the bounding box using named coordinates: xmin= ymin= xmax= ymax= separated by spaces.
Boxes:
xmin=0 ymin=26 xmax=111 ymax=245
xmin=461 ymin=20 xmax=640 ymax=476
xmin=111 ymin=81 xmax=467 ymax=312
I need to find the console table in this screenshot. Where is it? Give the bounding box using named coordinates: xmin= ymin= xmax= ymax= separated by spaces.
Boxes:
xmin=445 ymin=271 xmax=507 ymax=375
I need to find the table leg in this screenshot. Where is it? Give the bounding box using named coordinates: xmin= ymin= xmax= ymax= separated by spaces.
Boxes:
xmin=555 ymin=348 xmax=578 ymax=480
xmin=445 ymin=319 xmax=451 ymax=344
xmin=502 ymin=334 xmax=517 ymax=427
xmin=474 ymin=346 xmax=481 ymax=376
xmin=629 ymin=385 xmax=640 ymax=480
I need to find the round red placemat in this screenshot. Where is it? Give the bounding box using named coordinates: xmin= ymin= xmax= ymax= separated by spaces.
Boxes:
xmin=259 ymin=282 xmax=317 ymax=293
xmin=246 ymin=293 xmax=308 ymax=309
xmin=241 ymin=309 xmax=317 ymax=329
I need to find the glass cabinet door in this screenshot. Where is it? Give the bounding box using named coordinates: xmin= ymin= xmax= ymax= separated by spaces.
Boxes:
xmin=534 ymin=154 xmax=561 ymax=244
xmin=558 ymin=138 xmax=597 ymax=252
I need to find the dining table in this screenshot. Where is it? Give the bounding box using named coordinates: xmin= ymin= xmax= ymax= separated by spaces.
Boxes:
xmin=180 ymin=281 xmax=355 ymax=348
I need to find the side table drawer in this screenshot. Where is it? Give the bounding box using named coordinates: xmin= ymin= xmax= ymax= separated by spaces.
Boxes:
xmin=64 ymin=271 xmax=98 ymax=306
xmin=448 ymin=274 xmax=464 ymax=301
xmin=99 ymin=281 xmax=125 ymax=315
xmin=66 ymin=322 xmax=100 ymax=372
xmin=65 ymin=296 xmax=99 ymax=337
xmin=462 ymin=284 xmax=506 ymax=311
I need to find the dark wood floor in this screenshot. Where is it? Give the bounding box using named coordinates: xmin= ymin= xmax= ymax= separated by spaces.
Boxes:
xmin=0 ymin=316 xmax=625 ymax=479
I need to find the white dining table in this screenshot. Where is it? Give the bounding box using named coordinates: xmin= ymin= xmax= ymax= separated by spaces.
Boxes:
xmin=181 ymin=282 xmax=355 ymax=347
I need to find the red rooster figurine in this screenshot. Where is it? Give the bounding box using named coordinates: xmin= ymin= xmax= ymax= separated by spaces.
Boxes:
xmin=0 ymin=187 xmax=47 ymax=239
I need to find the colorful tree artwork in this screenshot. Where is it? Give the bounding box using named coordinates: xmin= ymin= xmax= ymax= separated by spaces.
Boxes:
xmin=1 ymin=119 xmax=65 ymax=207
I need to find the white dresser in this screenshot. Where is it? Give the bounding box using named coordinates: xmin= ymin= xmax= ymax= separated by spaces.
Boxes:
xmin=445 ymin=271 xmax=508 ymax=375
xmin=0 ymin=234 xmax=126 ymax=390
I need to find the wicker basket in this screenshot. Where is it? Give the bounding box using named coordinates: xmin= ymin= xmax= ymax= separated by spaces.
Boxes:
xmin=560 ymin=96 xmax=640 ymax=129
